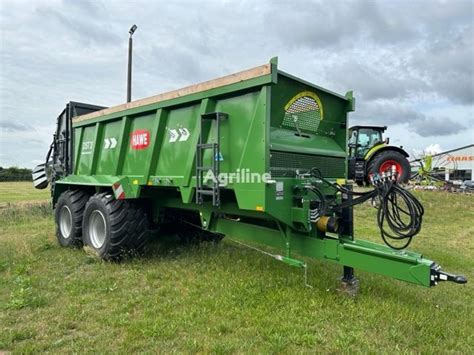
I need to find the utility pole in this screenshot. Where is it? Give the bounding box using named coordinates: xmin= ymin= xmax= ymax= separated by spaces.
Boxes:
xmin=127 ymin=24 xmax=137 ymax=103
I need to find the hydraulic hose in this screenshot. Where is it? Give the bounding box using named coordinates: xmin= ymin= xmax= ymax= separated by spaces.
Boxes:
xmin=373 ymin=180 xmax=424 ymax=250
xmin=309 ymin=168 xmax=424 ymax=250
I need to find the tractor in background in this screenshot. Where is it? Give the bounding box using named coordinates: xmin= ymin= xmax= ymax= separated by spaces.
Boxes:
xmin=348 ymin=125 xmax=410 ymax=185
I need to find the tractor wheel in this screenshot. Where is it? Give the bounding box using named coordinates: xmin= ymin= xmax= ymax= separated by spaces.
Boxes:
xmin=367 ymin=150 xmax=410 ymax=184
xmin=82 ymin=193 xmax=149 ymax=260
xmin=55 ymin=190 xmax=89 ymax=248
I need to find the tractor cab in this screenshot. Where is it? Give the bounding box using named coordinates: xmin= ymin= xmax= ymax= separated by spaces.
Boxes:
xmin=348 ymin=125 xmax=387 ymax=158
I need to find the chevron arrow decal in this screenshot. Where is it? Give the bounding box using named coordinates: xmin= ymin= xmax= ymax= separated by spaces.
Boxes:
xmin=178 ymin=128 xmax=190 ymax=141
xmin=169 ymin=129 xmax=179 ymax=143
xmin=168 ymin=127 xmax=191 ymax=143
xmin=104 ymin=137 xmax=117 ymax=149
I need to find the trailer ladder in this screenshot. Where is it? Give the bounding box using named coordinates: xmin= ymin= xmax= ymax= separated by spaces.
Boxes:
xmin=196 ymin=111 xmax=228 ymax=207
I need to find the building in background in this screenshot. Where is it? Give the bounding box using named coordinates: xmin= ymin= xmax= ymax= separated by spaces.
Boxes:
xmin=427 ymin=144 xmax=473 ymax=181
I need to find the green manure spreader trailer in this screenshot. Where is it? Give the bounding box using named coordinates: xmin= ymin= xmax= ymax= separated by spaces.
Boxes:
xmin=33 ymin=58 xmax=466 ymax=290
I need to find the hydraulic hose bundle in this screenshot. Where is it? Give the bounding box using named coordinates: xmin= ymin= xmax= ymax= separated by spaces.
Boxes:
xmin=310 ymin=168 xmax=424 ymax=250
xmin=370 ymin=175 xmax=424 ymax=249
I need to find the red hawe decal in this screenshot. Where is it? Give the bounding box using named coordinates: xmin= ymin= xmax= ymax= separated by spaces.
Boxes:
xmin=130 ymin=129 xmax=150 ymax=150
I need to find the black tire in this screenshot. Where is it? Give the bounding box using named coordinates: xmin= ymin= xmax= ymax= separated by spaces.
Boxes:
xmin=125 ymin=203 xmax=151 ymax=254
xmin=55 ymin=190 xmax=89 ymax=248
xmin=82 ymin=192 xmax=149 ymax=261
xmin=367 ymin=150 xmax=411 ymax=184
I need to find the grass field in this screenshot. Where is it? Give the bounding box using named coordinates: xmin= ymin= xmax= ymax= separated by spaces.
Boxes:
xmin=0 ymin=181 xmax=50 ymax=204
xmin=1 ymin=182 xmax=473 ymax=353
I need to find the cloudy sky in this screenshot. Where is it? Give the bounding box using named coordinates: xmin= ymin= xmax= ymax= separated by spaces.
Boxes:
xmin=0 ymin=0 xmax=473 ymax=168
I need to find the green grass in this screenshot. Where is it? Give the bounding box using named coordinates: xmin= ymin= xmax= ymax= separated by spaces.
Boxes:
xmin=0 ymin=181 xmax=49 ymax=204
xmin=0 ymin=182 xmax=473 ymax=352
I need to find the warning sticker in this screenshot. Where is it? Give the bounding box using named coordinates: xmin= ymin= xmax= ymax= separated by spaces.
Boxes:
xmin=276 ymin=181 xmax=284 ymax=200
xmin=131 ymin=129 xmax=150 ymax=150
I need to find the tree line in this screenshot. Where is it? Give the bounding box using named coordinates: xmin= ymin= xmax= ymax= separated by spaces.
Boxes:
xmin=0 ymin=167 xmax=33 ymax=181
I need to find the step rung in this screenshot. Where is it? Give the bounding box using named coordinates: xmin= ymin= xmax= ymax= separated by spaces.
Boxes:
xmin=197 ymin=143 xmax=217 ymax=149
xmin=197 ymin=190 xmax=215 ymax=196
xmin=196 ymin=167 xmax=213 ymax=171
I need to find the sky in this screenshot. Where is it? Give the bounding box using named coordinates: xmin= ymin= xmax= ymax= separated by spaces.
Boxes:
xmin=0 ymin=0 xmax=473 ymax=168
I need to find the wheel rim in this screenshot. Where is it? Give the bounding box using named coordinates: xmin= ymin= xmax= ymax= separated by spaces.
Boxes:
xmin=59 ymin=205 xmax=73 ymax=239
xmin=379 ymin=159 xmax=403 ymax=178
xmin=89 ymin=210 xmax=107 ymax=249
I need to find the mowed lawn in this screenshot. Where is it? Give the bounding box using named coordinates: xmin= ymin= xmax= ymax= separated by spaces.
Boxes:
xmin=0 ymin=181 xmax=473 ymax=353
xmin=0 ymin=181 xmax=50 ymax=204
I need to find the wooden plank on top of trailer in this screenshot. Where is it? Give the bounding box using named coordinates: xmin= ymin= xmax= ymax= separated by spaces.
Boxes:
xmin=73 ymin=63 xmax=272 ymax=123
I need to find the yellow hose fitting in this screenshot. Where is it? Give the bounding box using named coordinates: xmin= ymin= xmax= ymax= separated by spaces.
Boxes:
xmin=316 ymin=216 xmax=340 ymax=233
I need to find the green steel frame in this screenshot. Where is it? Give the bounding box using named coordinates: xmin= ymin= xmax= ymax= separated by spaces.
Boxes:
xmin=51 ymin=57 xmax=456 ymax=288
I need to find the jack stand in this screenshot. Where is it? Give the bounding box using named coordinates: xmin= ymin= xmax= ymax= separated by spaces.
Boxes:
xmin=338 ymin=186 xmax=359 ymax=296
xmin=337 ymin=266 xmax=359 ymax=297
